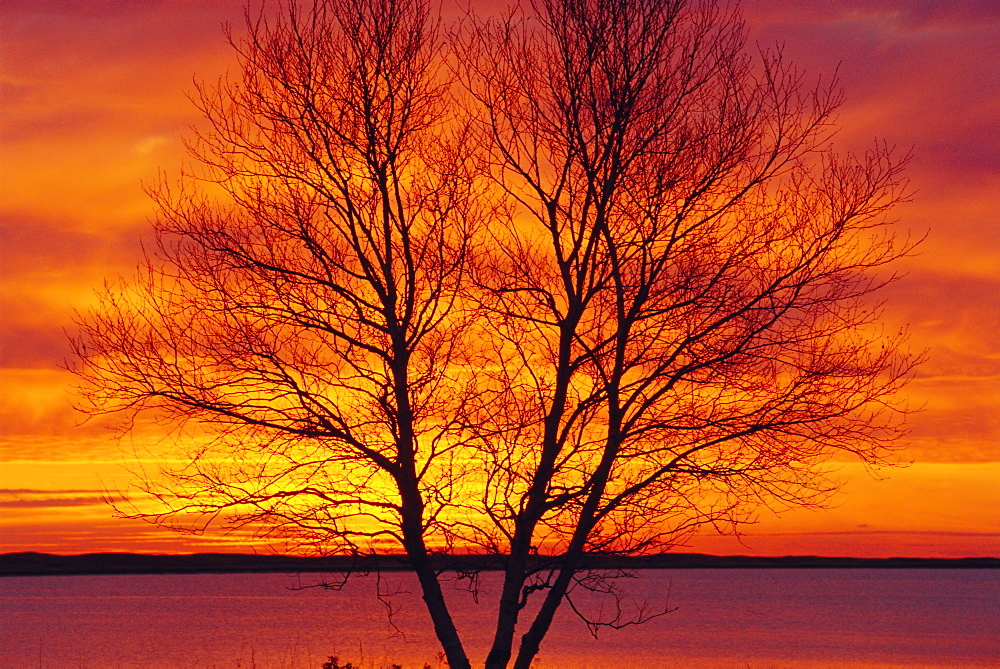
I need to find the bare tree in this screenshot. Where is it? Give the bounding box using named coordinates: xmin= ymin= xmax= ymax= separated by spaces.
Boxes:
xmin=73 ymin=1 xmax=917 ymax=668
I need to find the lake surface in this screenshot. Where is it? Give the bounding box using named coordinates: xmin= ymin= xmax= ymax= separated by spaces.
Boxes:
xmin=1 ymin=569 xmax=998 ymax=668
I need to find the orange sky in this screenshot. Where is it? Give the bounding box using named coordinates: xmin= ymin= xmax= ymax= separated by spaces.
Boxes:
xmin=1 ymin=0 xmax=998 ymax=558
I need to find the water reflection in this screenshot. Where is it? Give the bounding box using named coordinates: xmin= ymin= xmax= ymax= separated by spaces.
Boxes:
xmin=1 ymin=569 xmax=997 ymax=667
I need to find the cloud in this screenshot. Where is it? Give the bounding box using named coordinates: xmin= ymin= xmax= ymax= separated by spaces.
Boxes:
xmin=0 ymin=212 xmax=141 ymax=279
xmin=3 ymin=1 xmax=244 ymax=66
xmin=736 ymin=0 xmax=1000 ymax=345
xmin=0 ymin=109 xmax=123 ymax=146
xmin=867 ymin=270 xmax=1000 ymax=463
xmin=0 ymin=212 xmax=145 ymax=368
xmin=0 ymin=318 xmax=73 ymax=369
xmin=0 ymin=488 xmax=103 ymax=494
xmin=0 ymin=497 xmax=106 ymax=509
xmin=0 ymin=368 xmax=119 ymax=445
xmin=741 ymin=0 xmax=1000 ymax=31
xmin=0 ymin=488 xmax=106 ymax=511
xmin=0 ymin=2 xmax=240 ymax=232
xmin=881 ymin=270 xmax=1000 ymax=374
xmin=741 ymin=0 xmax=1000 ymax=189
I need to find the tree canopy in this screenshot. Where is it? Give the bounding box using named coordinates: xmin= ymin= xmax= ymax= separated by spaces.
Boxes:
xmin=72 ymin=1 xmax=917 ymax=667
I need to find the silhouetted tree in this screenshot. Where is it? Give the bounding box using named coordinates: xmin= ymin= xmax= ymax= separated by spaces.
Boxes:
xmin=73 ymin=1 xmax=916 ymax=668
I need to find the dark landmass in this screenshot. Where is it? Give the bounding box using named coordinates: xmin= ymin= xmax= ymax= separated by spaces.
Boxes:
xmin=2 ymin=551 xmax=998 ymax=576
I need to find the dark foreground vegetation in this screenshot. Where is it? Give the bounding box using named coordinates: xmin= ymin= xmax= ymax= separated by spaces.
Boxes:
xmin=2 ymin=552 xmax=996 ymax=576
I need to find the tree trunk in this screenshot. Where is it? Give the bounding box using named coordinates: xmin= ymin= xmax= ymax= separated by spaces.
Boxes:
xmin=400 ymin=500 xmax=471 ymax=669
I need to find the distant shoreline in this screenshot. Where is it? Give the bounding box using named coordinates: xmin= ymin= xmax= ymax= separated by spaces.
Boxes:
xmin=2 ymin=551 xmax=998 ymax=576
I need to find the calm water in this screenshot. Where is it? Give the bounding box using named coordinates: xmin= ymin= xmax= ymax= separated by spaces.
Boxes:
xmin=1 ymin=569 xmax=998 ymax=668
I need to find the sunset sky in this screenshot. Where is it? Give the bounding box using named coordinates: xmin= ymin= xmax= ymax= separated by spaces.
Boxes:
xmin=1 ymin=0 xmax=998 ymax=558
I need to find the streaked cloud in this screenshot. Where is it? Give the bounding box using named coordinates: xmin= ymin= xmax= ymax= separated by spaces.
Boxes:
xmin=0 ymin=497 xmax=106 ymax=509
